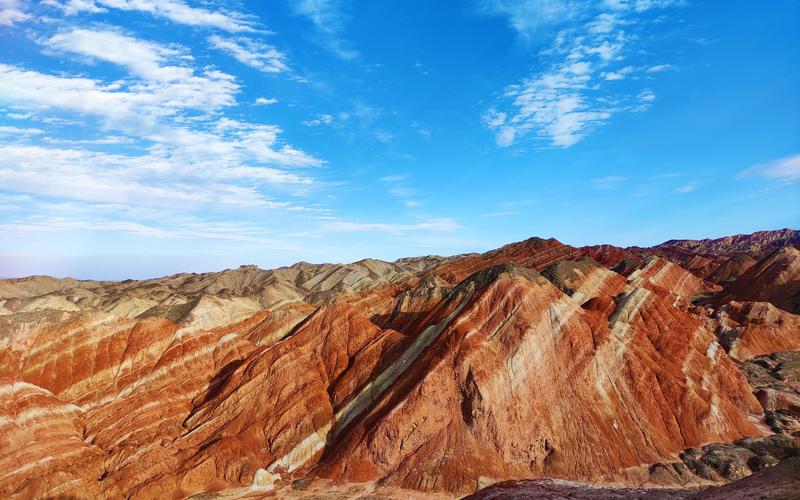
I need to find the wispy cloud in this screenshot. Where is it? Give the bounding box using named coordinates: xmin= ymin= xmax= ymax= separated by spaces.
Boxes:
xmin=482 ymin=0 xmax=684 ymax=148
xmin=0 ymin=126 xmax=44 ymax=135
xmin=255 ymin=97 xmax=278 ymax=105
xmin=591 ymin=175 xmax=628 ymax=190
xmin=601 ymin=65 xmax=634 ymax=80
xmin=739 ymin=154 xmax=800 ymax=184
xmin=0 ymin=145 xmax=311 ymax=211
xmin=46 ymin=0 xmax=256 ymax=32
xmin=378 ymin=175 xmax=408 ymax=183
xmin=647 ymin=63 xmax=677 ymax=73
xmin=480 ymin=211 xmax=518 ymax=218
xmin=46 ymin=28 xmax=195 ymax=82
xmin=0 ymin=58 xmax=318 ymax=168
xmin=42 ymin=136 xmax=133 ymax=146
xmin=290 ymin=0 xmax=359 ymax=60
xmin=302 ymin=114 xmax=334 ymax=126
xmin=501 ymin=198 xmax=538 ymax=208
xmin=322 ymin=218 xmax=461 ymax=234
xmin=379 ymin=174 xmax=423 ymax=208
xmin=674 ymin=181 xmax=697 ymax=193
xmin=0 ymin=26 xmax=323 ymax=221
xmin=0 ymin=0 xmax=29 ymax=26
xmin=209 ymin=35 xmax=289 ymax=73
xmin=479 ymin=0 xmax=584 ymax=42
xmin=0 ymin=215 xmax=302 ymax=249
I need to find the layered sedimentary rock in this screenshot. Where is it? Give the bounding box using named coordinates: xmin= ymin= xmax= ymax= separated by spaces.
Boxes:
xmin=0 ymin=229 xmax=798 ymax=498
xmin=714 ymin=302 xmax=800 ymax=360
xmin=0 ymin=257 xmax=449 ymax=329
xmin=716 ymin=247 xmax=800 ymax=314
xmin=739 ymin=351 xmax=800 ymax=436
xmin=314 ymin=265 xmax=763 ymax=495
xmin=429 ymin=237 xmax=583 ymax=284
xmin=656 ymin=229 xmax=800 ymax=256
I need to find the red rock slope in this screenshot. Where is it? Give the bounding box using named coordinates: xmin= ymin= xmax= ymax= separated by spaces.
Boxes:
xmin=0 ymin=230 xmax=798 ymax=498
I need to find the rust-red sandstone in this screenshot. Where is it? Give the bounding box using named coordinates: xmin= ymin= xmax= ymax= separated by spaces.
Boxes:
xmin=1 ymin=229 xmax=798 ymax=499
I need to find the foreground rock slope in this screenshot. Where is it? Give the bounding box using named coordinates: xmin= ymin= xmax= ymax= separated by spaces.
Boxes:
xmin=0 ymin=229 xmax=798 ymax=498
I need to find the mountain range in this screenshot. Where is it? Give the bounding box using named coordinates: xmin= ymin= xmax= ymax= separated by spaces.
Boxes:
xmin=1 ymin=229 xmax=798 ymax=499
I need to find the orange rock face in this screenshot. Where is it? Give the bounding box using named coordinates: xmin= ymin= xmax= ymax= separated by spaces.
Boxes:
xmin=0 ymin=229 xmax=798 ymax=498
xmin=313 ymin=265 xmax=762 ymax=495
xmin=714 ymin=301 xmax=800 ymax=361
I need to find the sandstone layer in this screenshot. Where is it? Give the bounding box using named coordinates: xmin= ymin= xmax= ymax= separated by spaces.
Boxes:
xmin=0 ymin=229 xmax=798 ymax=498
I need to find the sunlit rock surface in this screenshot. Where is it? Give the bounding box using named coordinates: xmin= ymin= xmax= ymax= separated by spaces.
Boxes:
xmin=0 ymin=229 xmax=798 ymax=498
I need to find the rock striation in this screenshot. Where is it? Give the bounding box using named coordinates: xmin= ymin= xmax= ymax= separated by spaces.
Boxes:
xmin=0 ymin=229 xmax=798 ymax=498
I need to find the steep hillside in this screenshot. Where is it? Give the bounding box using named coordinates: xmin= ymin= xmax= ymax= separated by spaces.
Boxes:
xmin=0 ymin=229 xmax=798 ymax=498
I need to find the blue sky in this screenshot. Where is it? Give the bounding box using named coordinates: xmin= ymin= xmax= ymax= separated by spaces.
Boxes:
xmin=0 ymin=0 xmax=798 ymax=279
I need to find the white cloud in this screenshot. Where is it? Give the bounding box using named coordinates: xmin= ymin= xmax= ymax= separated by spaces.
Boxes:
xmin=674 ymin=181 xmax=697 ymax=193
xmin=484 ymin=64 xmax=613 ymax=148
xmin=0 ymin=52 xmax=321 ymax=219
xmin=255 ymin=97 xmax=278 ymax=105
xmin=42 ymin=135 xmax=132 ymax=145
xmin=602 ymin=0 xmax=685 ymax=11
xmin=0 ymin=126 xmax=44 ymax=135
xmin=388 ymin=186 xmax=417 ymax=198
xmin=322 ymin=218 xmax=461 ymax=234
xmin=47 ymin=29 xmax=193 ymax=82
xmin=0 ymin=145 xmax=312 ymax=210
xmin=740 ymin=154 xmax=800 ymax=184
xmin=634 ymin=88 xmax=656 ymax=111
xmin=47 ymin=0 xmax=255 ymax=32
xmin=647 ymin=63 xmax=677 ymax=73
xmin=378 ymin=175 xmax=408 ymax=183
xmin=0 ymin=0 xmax=29 ymax=25
xmin=479 ymin=0 xmax=584 ymax=42
xmin=601 ymin=65 xmax=634 ymax=80
xmin=0 ymin=62 xmax=237 ymax=123
xmin=209 ymin=35 xmax=289 ymax=73
xmin=302 ymin=114 xmax=334 ymax=126
xmin=0 ymin=64 xmax=319 ymax=168
xmin=378 ymin=174 xmax=423 ymax=208
xmin=483 ymin=1 xmax=683 ymax=148
xmin=587 ymin=12 xmax=620 ymax=34
xmin=638 ymin=89 xmax=656 ymax=101
xmin=0 ymin=216 xmax=298 ymax=247
xmin=0 ymin=146 xmax=257 ymax=208
xmin=632 ymin=0 xmax=685 ymax=12
xmin=290 ymin=0 xmax=359 ymax=60
xmin=480 ymin=211 xmax=518 ymax=218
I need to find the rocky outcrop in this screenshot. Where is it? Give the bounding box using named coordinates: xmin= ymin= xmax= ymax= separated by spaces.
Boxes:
xmin=716 ymin=247 xmax=800 ymax=314
xmin=714 ymin=302 xmax=800 ymax=360
xmin=740 ymin=351 xmax=800 ymax=436
xmin=706 ymin=255 xmax=757 ymax=284
xmin=465 ymin=456 xmax=800 ymax=500
xmin=429 ymin=237 xmax=583 ymax=285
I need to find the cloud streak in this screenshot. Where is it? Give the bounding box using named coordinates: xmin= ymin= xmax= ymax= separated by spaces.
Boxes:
xmin=739 ymin=154 xmax=800 ymax=184
xmin=209 ymin=35 xmax=289 ymax=73
xmin=290 ymin=0 xmax=359 ymax=60
xmin=321 ymin=218 xmax=461 ymax=234
xmin=47 ymin=0 xmax=256 ymax=32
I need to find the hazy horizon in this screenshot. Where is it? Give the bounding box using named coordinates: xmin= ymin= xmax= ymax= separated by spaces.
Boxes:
xmin=1 ymin=226 xmax=796 ymax=281
xmin=1 ymin=0 xmax=798 ymax=280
